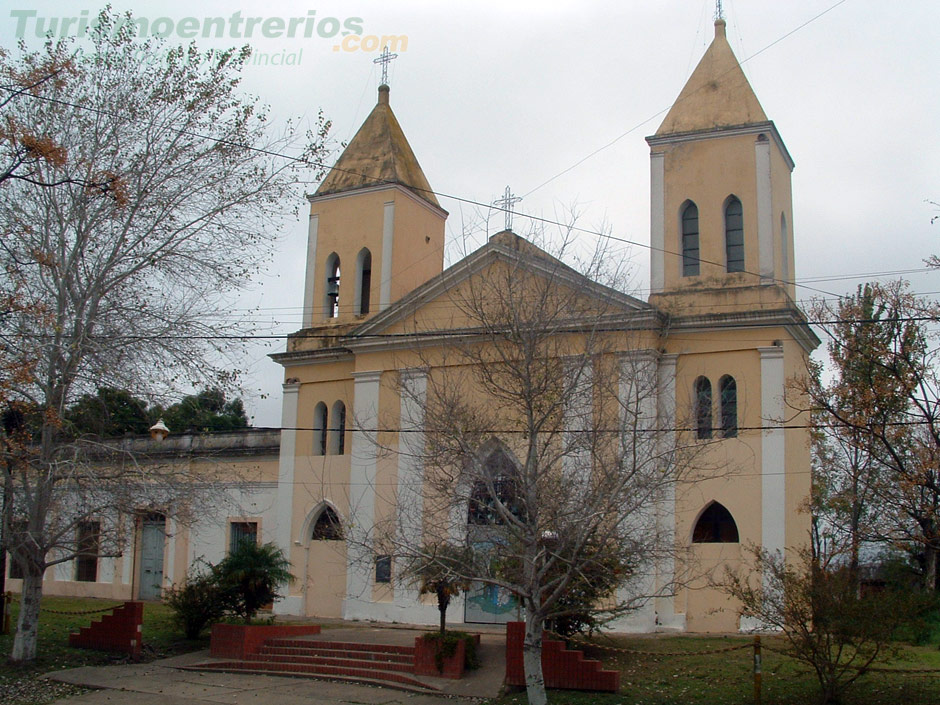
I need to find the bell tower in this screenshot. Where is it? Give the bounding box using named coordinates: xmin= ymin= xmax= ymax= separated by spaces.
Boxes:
xmin=648 ymin=18 xmax=796 ymax=314
xmin=301 ymin=84 xmax=447 ymax=329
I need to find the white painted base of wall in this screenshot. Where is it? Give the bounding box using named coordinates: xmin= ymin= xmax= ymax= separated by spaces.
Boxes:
xmin=343 ymin=598 xmax=446 ymax=625
xmin=658 ymin=612 xmax=687 ymax=632
xmin=273 ymin=595 xmax=304 ymax=616
xmin=738 ymin=615 xmax=781 ymax=633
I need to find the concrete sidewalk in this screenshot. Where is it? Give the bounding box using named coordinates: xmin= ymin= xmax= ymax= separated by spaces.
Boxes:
xmin=47 ymin=628 xmax=507 ymax=705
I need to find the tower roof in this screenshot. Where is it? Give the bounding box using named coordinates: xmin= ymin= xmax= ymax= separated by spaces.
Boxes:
xmin=314 ymin=85 xmax=440 ymax=207
xmin=655 ymin=19 xmax=767 ymax=136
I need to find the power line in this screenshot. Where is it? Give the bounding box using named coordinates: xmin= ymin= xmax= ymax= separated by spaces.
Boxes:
xmin=0 ymin=2 xmax=855 ymax=303
xmin=205 ymin=417 xmax=940 ymax=435
xmin=520 ymin=0 xmax=849 ymax=199
xmin=2 ymin=315 xmax=935 ymax=342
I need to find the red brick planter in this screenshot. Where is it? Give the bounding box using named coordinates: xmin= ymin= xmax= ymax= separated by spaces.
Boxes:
xmin=505 ymin=621 xmax=619 ymax=692
xmin=414 ymin=633 xmax=473 ymax=679
xmin=210 ymin=623 xmax=321 ymax=659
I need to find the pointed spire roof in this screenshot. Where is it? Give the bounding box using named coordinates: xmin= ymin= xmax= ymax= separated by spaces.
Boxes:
xmin=314 ymin=85 xmax=440 ymax=207
xmin=655 ymin=19 xmax=767 ymax=136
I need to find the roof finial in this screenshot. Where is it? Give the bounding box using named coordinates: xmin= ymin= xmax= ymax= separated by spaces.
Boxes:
xmin=373 ymin=45 xmax=398 ymax=87
xmin=493 ymin=186 xmax=523 ymax=232
xmin=714 ymin=0 xmax=727 ymax=38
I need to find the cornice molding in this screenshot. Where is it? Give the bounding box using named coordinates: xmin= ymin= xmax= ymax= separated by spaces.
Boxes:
xmin=647 ymin=121 xmax=794 ymax=172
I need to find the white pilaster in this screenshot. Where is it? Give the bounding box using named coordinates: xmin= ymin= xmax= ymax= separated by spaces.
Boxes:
xmin=562 ymin=358 xmax=593 ymax=497
xmin=610 ymin=351 xmax=661 ymax=632
xmin=655 ymin=353 xmax=684 ymax=630
xmin=396 ymin=368 xmax=427 ymax=610
xmin=344 ymin=370 xmax=382 ymax=619
xmin=759 ymin=346 xmax=786 ymax=569
xmin=380 ymin=201 xmax=395 ymax=311
xmin=272 ymin=381 xmax=301 ymax=615
xmin=121 ymin=516 xmax=134 ymax=586
xmin=755 ymin=138 xmax=774 ymax=283
xmin=164 ymin=516 xmax=176 ymax=586
xmin=650 ymin=152 xmax=665 ymax=293
xmin=302 ymin=213 xmax=319 ymax=327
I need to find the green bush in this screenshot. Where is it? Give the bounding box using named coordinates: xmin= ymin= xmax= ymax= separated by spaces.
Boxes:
xmin=420 ymin=630 xmax=480 ymax=672
xmin=163 ymin=565 xmax=226 ymax=639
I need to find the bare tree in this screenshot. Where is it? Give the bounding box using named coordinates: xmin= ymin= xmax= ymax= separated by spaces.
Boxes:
xmin=800 ymin=281 xmax=940 ymax=589
xmin=0 ymin=9 xmax=330 ymax=662
xmin=358 ymin=230 xmax=705 ymax=705
xmin=810 ymin=406 xmax=887 ymax=580
xmin=0 ymin=44 xmax=71 ymax=188
xmin=725 ymin=546 xmax=920 ymax=705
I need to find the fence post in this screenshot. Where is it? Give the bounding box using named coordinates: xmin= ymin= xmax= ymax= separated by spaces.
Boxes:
xmin=753 ymin=635 xmax=762 ymax=705
xmin=1 ymin=592 xmax=11 ymax=635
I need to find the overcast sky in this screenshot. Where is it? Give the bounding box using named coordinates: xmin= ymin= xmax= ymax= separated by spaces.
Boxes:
xmin=3 ymin=0 xmax=938 ymax=427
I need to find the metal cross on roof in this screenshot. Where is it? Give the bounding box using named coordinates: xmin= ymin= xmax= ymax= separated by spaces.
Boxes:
xmin=715 ymin=0 xmax=724 ymax=20
xmin=373 ymin=45 xmax=398 ymax=86
xmin=494 ymin=185 xmax=523 ymax=232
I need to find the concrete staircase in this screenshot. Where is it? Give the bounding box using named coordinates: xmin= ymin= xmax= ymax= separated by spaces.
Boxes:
xmin=189 ymin=638 xmax=440 ymax=693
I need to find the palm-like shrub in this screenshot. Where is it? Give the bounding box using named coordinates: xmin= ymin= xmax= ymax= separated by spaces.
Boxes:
xmin=214 ymin=541 xmax=293 ymax=623
xmin=409 ymin=543 xmax=473 ymax=633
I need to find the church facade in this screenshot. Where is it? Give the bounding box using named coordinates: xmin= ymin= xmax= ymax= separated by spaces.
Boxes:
xmin=6 ymin=20 xmax=817 ymax=634
xmin=267 ymin=18 xmax=817 ymax=633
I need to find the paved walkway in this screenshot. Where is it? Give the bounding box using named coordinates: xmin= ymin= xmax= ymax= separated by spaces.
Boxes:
xmin=46 ymin=626 xmax=507 ymax=705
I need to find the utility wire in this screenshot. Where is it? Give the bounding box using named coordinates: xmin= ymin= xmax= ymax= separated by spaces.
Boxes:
xmin=2 ymin=315 xmax=935 ymax=342
xmin=0 ymin=1 xmax=857 ymax=303
xmin=520 ymin=0 xmax=849 ymax=198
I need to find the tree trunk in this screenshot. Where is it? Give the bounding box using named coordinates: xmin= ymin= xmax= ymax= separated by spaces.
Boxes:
xmin=437 ymin=588 xmax=449 ymax=633
xmin=924 ymin=544 xmax=938 ymax=591
xmin=523 ymin=610 xmax=547 ymax=705
xmin=11 ymin=563 xmax=44 ymax=662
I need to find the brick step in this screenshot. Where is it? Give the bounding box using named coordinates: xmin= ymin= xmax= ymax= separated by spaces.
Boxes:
xmin=187 ymin=660 xmax=439 ymax=693
xmin=256 ymin=646 xmax=413 ymax=666
xmin=247 ymin=652 xmax=415 ymax=674
xmin=266 ymin=638 xmax=414 ymax=656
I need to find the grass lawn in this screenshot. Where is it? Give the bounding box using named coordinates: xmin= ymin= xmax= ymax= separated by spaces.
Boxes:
xmin=0 ymin=595 xmax=208 ymax=705
xmin=489 ymin=634 xmax=940 ymax=705
xmin=3 ymin=598 xmax=940 ymax=705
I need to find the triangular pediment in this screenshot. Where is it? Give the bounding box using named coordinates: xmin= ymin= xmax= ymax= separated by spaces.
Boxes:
xmin=346 ymin=231 xmax=653 ymax=345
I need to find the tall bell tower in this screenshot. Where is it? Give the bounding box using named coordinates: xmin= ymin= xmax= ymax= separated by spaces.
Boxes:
xmin=300 ymin=84 xmax=447 ymax=330
xmin=648 ymin=18 xmax=796 ymax=314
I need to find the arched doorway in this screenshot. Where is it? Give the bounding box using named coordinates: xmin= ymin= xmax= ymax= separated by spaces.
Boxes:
xmin=303 ymin=504 xmax=347 ymax=617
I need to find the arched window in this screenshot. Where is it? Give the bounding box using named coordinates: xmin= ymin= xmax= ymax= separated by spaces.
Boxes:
xmin=780 ymin=213 xmax=789 ymax=281
xmin=313 ymin=402 xmax=328 ymax=456
xmin=311 ymin=506 xmax=343 ymax=540
xmin=694 ymin=376 xmax=712 ymax=440
xmin=355 ymin=248 xmax=372 ymax=316
xmin=692 ymin=502 xmax=739 ymax=543
xmin=329 ymin=400 xmax=346 ymax=455
xmin=325 ymin=253 xmax=341 ymax=319
xmin=468 ymin=448 xmax=524 ymax=525
xmin=725 ymin=197 xmax=744 ymax=272
xmin=681 ymin=201 xmax=700 ymax=277
xmin=720 ymin=375 xmax=738 ymax=438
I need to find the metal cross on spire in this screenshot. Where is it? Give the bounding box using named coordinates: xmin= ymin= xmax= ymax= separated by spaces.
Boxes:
xmin=715 ymin=0 xmax=724 ymax=20
xmin=373 ymin=45 xmax=398 ymax=86
xmin=494 ymin=186 xmax=523 ymax=232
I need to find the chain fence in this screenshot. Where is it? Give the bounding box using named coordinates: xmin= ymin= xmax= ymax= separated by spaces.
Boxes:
xmin=3 ymin=591 xmax=123 ymax=617
xmin=546 ymin=627 xmax=940 ymax=704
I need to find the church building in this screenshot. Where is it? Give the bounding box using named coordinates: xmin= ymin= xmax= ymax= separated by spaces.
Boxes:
xmin=267 ymin=17 xmax=818 ymax=633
